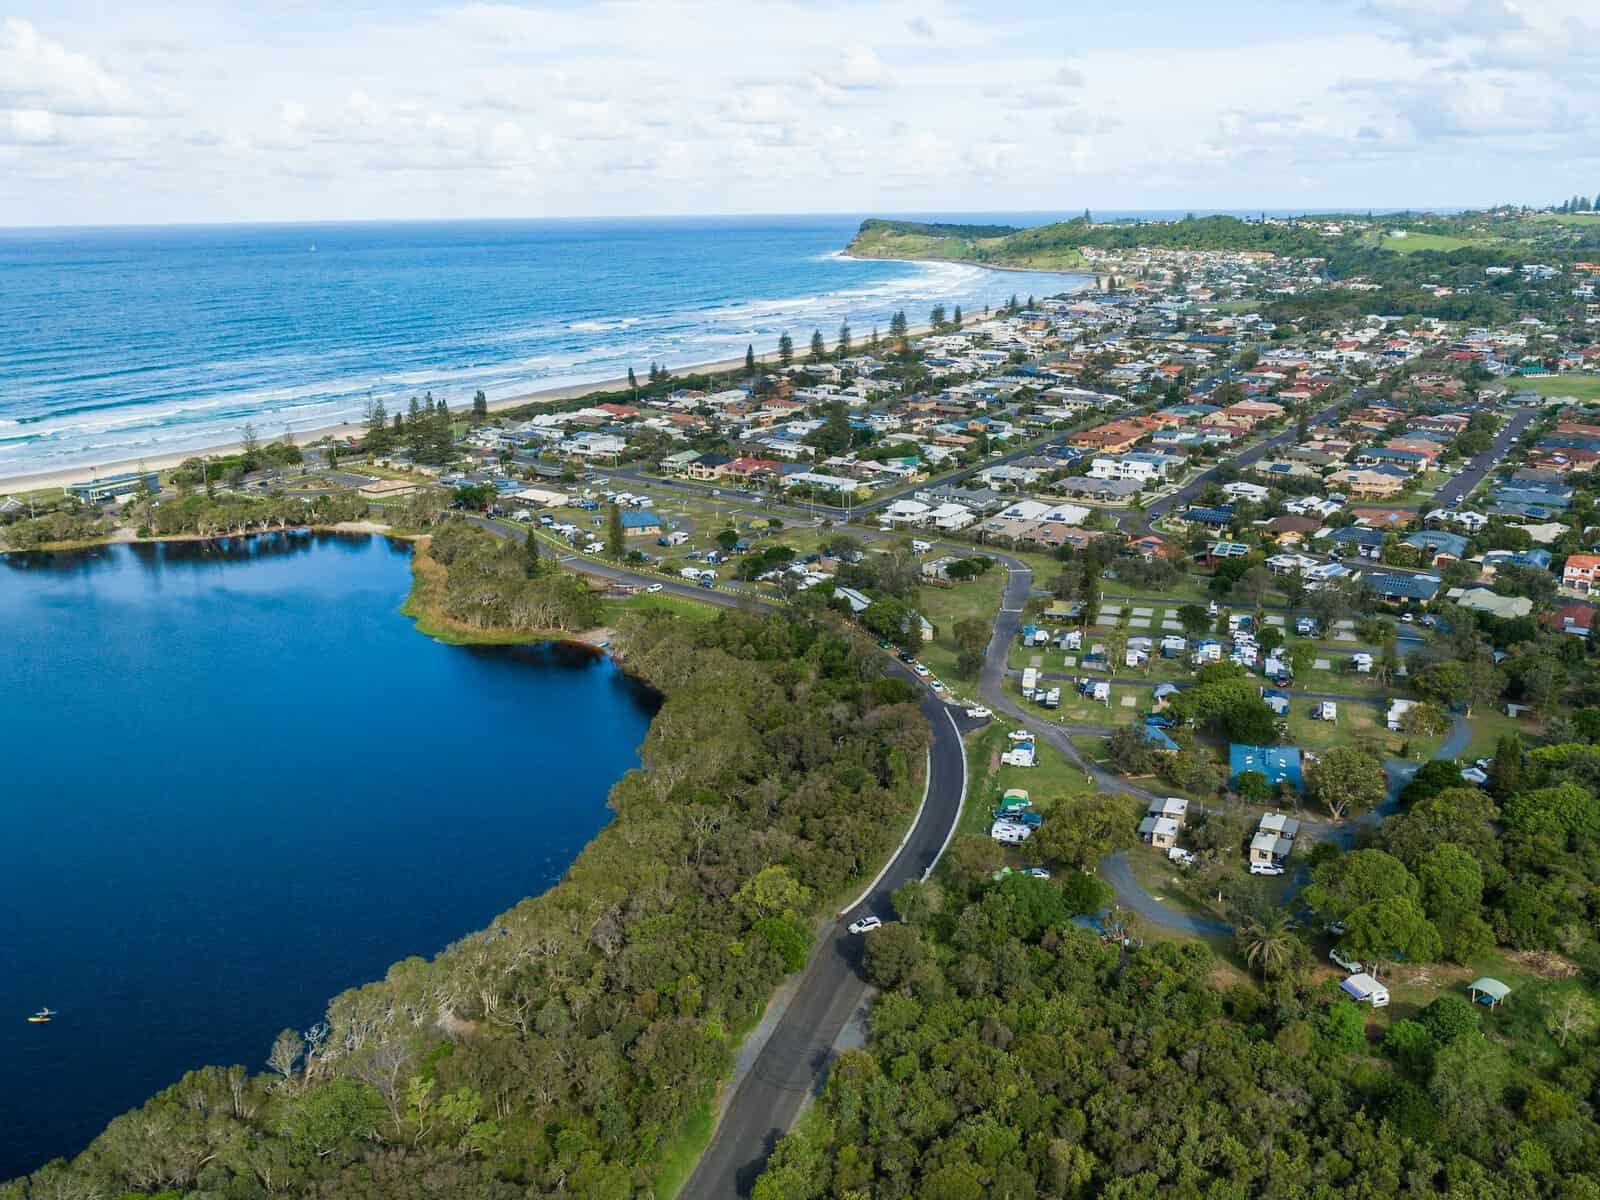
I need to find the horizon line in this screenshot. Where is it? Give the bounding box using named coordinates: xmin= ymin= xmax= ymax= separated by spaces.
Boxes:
xmin=0 ymin=204 xmax=1488 ymax=235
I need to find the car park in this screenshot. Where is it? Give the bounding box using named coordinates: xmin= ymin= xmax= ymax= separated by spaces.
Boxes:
xmin=847 ymin=916 xmax=882 ymax=935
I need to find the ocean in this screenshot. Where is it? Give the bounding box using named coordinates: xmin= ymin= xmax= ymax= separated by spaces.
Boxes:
xmin=0 ymin=534 xmax=657 ymax=1179
xmin=0 ymin=215 xmax=1087 ymax=480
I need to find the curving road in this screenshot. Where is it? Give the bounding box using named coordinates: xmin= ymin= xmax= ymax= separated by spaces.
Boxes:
xmin=682 ymin=689 xmax=968 ymax=1198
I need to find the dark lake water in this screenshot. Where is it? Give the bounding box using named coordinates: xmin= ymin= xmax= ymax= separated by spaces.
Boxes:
xmin=0 ymin=532 xmax=657 ymax=1178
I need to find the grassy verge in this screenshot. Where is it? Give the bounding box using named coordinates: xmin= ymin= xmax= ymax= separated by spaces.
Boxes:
xmin=916 ymin=570 xmax=1007 ymax=684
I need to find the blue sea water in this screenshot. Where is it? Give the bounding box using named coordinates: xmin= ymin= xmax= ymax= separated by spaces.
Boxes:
xmin=0 ymin=533 xmax=657 ymax=1179
xmin=0 ymin=215 xmax=1086 ymax=479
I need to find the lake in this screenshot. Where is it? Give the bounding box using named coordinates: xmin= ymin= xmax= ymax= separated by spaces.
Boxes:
xmin=0 ymin=532 xmax=657 ymax=1179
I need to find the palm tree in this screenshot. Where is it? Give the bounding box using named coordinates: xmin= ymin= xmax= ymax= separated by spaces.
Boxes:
xmin=1238 ymin=909 xmax=1297 ymax=978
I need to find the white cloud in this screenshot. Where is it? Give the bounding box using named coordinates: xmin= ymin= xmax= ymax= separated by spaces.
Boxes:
xmin=1 ymin=1 xmax=1597 ymax=225
xmin=0 ymin=18 xmax=142 ymax=116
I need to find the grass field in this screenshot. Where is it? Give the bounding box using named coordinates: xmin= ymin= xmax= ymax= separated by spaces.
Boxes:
xmin=915 ymin=569 xmax=1007 ymax=687
xmin=1516 ymin=374 xmax=1600 ymax=401
xmin=960 ymin=722 xmax=1101 ymax=838
xmin=1379 ymin=232 xmax=1491 ymax=254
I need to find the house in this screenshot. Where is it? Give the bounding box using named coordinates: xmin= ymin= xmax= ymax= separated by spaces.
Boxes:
xmin=619 ymin=510 xmax=662 ymax=537
xmin=1404 ymin=530 xmax=1469 ymax=563
xmin=1137 ymin=816 xmax=1180 ymax=850
xmin=1051 ymin=477 xmax=1143 ymax=501
xmin=1329 ymin=526 xmax=1386 ymax=559
xmin=1563 ymin=554 xmax=1600 ymax=595
xmin=1147 ymin=796 xmax=1189 ymax=825
xmin=1446 ymin=587 xmax=1533 ymax=619
xmin=1264 ymin=514 xmax=1323 ymax=545
xmin=357 ymin=478 xmax=422 ymax=498
xmin=1363 ymin=572 xmax=1441 ymax=605
xmin=686 ymin=453 xmax=734 ymax=480
xmin=1230 ymin=745 xmax=1304 ymax=792
xmin=1250 ymin=810 xmax=1301 ymax=865
xmin=67 ymin=471 xmax=160 ymax=505
xmin=1329 ymin=468 xmax=1406 ymax=499
xmin=1178 ymin=505 xmax=1235 ymax=530
xmin=1544 ymin=602 xmax=1597 ymax=638
xmin=1221 ymin=481 xmax=1270 ymax=503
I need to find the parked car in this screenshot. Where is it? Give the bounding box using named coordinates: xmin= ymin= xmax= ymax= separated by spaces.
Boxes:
xmin=1023 ymin=867 xmax=1051 ymax=880
xmin=645 ymin=583 xmax=663 ymax=593
xmin=966 ymin=706 xmax=993 ymax=719
xmin=1249 ymin=862 xmax=1285 ymax=877
xmin=847 ymin=916 xmax=882 ymax=935
xmin=913 ymin=663 xmax=930 ymax=677
xmin=1167 ymin=847 xmax=1197 ymax=867
xmin=1329 ymin=947 xmax=1363 ymax=974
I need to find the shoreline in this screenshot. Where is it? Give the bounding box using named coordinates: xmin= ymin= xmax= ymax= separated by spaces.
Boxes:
xmin=1 ymin=324 xmax=962 ymax=495
xmin=839 ymin=248 xmax=1096 ymax=280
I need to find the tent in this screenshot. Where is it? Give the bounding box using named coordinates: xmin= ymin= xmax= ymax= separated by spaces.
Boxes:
xmin=1468 ymin=977 xmax=1511 ymax=1008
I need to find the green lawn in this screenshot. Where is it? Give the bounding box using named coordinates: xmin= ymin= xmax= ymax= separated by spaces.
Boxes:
xmin=916 ymin=569 xmax=1007 ymax=685
xmin=961 ymin=722 xmax=1100 ymax=838
xmin=1379 ymin=232 xmax=1491 ymax=254
xmin=1516 ymin=374 xmax=1600 ymax=401
xmin=1459 ymin=706 xmax=1542 ymax=760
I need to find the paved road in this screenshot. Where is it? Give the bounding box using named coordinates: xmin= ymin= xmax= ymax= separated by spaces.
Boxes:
xmin=1432 ymin=409 xmax=1536 ymax=509
xmin=683 ymin=685 xmax=968 ymax=1199
xmin=1121 ymin=400 xmax=1345 ymax=538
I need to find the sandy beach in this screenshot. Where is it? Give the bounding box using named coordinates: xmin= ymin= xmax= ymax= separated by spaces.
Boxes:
xmin=1 ymin=319 xmax=967 ymax=495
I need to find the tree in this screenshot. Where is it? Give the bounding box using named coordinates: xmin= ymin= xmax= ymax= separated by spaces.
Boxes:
xmin=523 ymin=531 xmax=542 ymax=578
xmin=605 ymin=503 xmax=625 ymax=560
xmin=744 ymin=344 xmax=756 ymax=375
xmin=1106 ymin=722 xmax=1160 ymax=776
xmin=1543 ymin=989 xmax=1598 ymax=1048
xmin=864 ymin=924 xmax=926 ymax=989
xmin=930 ymin=304 xmax=947 ymax=329
xmin=1487 ymin=733 xmax=1523 ymax=798
xmin=1400 ymin=702 xmax=1451 ymax=737
xmin=1032 ymin=794 xmax=1128 ymax=869
xmin=241 ymin=421 xmax=260 ymax=466
xmin=1307 ymin=746 xmax=1386 ymax=820
xmin=1177 ymin=604 xmax=1210 ymax=638
xmin=778 ymin=333 xmax=794 ymax=367
xmin=1344 ymin=894 xmax=1442 ymax=971
xmin=1237 ymin=908 xmax=1297 ymax=978
xmin=809 ymin=329 xmax=826 ymax=363
xmin=1288 ymin=640 xmax=1317 ymax=679
xmin=1417 ymin=995 xmax=1478 ymax=1046
xmin=952 ymin=304 xmax=962 ymax=329
xmin=1234 ymin=770 xmax=1271 ymax=803
xmin=1103 ymin=628 xmax=1128 ymax=677
xmin=952 ymin=617 xmax=989 ymax=678
xmin=1225 ymin=699 xmax=1279 ymax=745
xmin=1303 ymin=849 xmax=1420 ymax=925
xmin=471 ymin=389 xmax=489 ymax=423
xmin=365 ymin=398 xmax=392 ymax=454
xmin=836 ymin=322 xmax=851 ymax=359
xmin=1413 ymin=661 xmax=1466 ymax=709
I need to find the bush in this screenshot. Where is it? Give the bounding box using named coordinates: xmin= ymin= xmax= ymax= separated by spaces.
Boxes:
xmin=1417 ymin=995 xmax=1479 ymax=1046
xmin=1382 ymin=1019 xmax=1437 ymax=1070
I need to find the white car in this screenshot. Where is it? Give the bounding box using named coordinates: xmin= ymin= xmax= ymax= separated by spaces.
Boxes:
xmin=965 ymin=706 xmax=993 ymax=719
xmin=1023 ymin=867 xmax=1051 ymax=880
xmin=1167 ymin=847 xmax=1198 ymax=867
xmin=929 ymin=678 xmax=948 ymax=693
xmin=645 ymin=583 xmax=663 ymax=593
xmin=1329 ymin=947 xmax=1363 ymax=974
xmin=847 ymin=916 xmax=882 ymax=935
xmin=1249 ymin=862 xmax=1285 ymax=877
xmin=913 ymin=663 xmax=930 ymax=677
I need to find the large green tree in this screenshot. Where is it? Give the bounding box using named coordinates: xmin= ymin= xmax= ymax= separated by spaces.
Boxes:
xmin=1307 ymin=746 xmax=1387 ymax=820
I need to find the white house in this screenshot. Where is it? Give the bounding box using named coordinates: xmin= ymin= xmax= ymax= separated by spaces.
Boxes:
xmin=1222 ymin=481 xmax=1270 ymax=503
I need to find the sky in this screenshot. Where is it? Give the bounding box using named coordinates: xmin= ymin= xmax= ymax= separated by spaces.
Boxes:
xmin=2 ymin=0 xmax=1598 ymax=227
